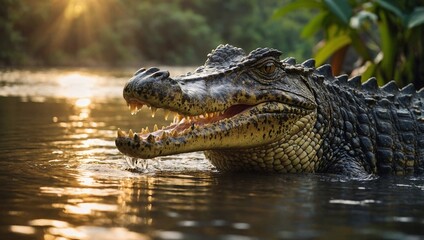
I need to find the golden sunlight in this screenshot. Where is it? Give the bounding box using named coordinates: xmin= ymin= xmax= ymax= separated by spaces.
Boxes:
xmin=45 ymin=0 xmax=107 ymax=56
xmin=64 ymin=0 xmax=89 ymax=20
xmin=75 ymin=98 xmax=92 ymax=108
xmin=57 ymin=73 xmax=97 ymax=99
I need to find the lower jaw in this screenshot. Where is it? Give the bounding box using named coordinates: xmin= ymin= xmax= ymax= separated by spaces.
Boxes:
xmin=116 ymin=102 xmax=310 ymax=158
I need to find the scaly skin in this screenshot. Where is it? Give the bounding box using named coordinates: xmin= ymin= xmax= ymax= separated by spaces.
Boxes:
xmin=115 ymin=44 xmax=424 ymax=177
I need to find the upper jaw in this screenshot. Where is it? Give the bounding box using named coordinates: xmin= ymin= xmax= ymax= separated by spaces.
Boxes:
xmin=124 ymin=67 xmax=316 ymax=118
xmin=124 ymin=67 xmax=247 ymax=116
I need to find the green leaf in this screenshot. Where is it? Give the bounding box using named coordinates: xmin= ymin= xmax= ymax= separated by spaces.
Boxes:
xmin=301 ymin=12 xmax=327 ymax=38
xmin=349 ymin=32 xmax=372 ymax=61
xmin=360 ymin=61 xmax=378 ymax=83
xmin=375 ymin=0 xmax=405 ymax=25
xmin=407 ymin=7 xmax=424 ymax=28
xmin=323 ymin=0 xmax=352 ymax=25
xmin=378 ymin=12 xmax=397 ymax=81
xmin=314 ymin=34 xmax=352 ymax=65
xmin=272 ymin=0 xmax=322 ymax=19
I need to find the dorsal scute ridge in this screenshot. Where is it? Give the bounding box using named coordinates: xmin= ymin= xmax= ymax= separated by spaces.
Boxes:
xmin=282 ymin=57 xmax=296 ymax=65
xmin=416 ymin=88 xmax=424 ymax=98
xmin=348 ymin=76 xmax=362 ymax=88
xmin=362 ymin=77 xmax=379 ymax=92
xmin=381 ymin=80 xmax=399 ymax=93
xmin=316 ymin=64 xmax=333 ymax=78
xmin=336 ymin=74 xmax=348 ymax=84
xmin=302 ymin=59 xmax=315 ymax=68
xmin=401 ymin=83 xmax=416 ymax=94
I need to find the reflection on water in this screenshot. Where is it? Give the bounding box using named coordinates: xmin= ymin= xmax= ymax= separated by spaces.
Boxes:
xmin=1 ymin=69 xmax=424 ymax=239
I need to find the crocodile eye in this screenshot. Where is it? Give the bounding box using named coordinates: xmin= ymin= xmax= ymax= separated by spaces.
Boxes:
xmin=261 ymin=62 xmax=276 ymax=74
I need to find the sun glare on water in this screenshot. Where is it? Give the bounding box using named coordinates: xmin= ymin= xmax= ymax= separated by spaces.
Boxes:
xmin=75 ymin=98 xmax=92 ymax=108
xmin=57 ymin=73 xmax=97 ymax=99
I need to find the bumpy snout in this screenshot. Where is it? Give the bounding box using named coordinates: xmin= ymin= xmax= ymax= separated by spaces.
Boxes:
xmin=123 ymin=67 xmax=188 ymax=112
xmin=123 ymin=67 xmax=237 ymax=115
xmin=124 ymin=68 xmax=175 ymax=101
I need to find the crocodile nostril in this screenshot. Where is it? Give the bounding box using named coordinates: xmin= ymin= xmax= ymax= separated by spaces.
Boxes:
xmin=151 ymin=70 xmax=170 ymax=79
xmin=133 ymin=67 xmax=146 ymax=76
xmin=144 ymin=67 xmax=160 ymax=75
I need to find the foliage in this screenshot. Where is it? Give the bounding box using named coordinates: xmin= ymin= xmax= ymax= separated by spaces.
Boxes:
xmin=133 ymin=2 xmax=220 ymax=65
xmin=0 ymin=0 xmax=25 ymax=65
xmin=274 ymin=0 xmax=424 ymax=87
xmin=0 ymin=0 xmax=313 ymax=67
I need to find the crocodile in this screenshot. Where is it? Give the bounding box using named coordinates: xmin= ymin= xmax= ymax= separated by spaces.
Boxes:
xmin=115 ymin=44 xmax=424 ymax=177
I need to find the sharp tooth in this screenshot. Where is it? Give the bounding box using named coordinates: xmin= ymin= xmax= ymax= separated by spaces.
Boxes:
xmin=134 ymin=133 xmax=140 ymax=141
xmin=204 ymin=113 xmax=209 ymax=118
xmin=117 ymin=128 xmax=125 ymax=137
xmin=143 ymin=127 xmax=150 ymax=134
xmin=164 ymin=109 xmax=170 ymax=120
xmin=151 ymin=107 xmax=157 ymax=118
xmin=129 ymin=129 xmax=134 ymax=138
xmin=171 ymin=130 xmax=178 ymax=137
xmin=178 ymin=114 xmax=184 ymax=122
xmin=160 ymin=131 xmax=168 ymax=139
xmin=161 ymin=126 xmax=165 ymax=130
xmin=153 ymin=124 xmax=159 ymax=132
xmin=130 ymin=104 xmax=137 ymax=115
xmin=135 ymin=104 xmax=143 ymax=114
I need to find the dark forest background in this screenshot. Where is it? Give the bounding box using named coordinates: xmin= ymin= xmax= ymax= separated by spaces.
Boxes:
xmin=0 ymin=0 xmax=313 ymax=67
xmin=2 ymin=0 xmax=423 ymax=87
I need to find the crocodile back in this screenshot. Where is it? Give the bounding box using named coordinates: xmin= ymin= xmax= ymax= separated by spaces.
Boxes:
xmin=323 ymin=76 xmax=424 ymax=175
xmin=369 ymin=83 xmax=424 ymax=174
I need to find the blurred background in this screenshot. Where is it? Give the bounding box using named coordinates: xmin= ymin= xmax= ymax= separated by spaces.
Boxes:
xmin=0 ymin=0 xmax=313 ymax=66
xmin=1 ymin=2 xmax=424 ymax=239
xmin=1 ymin=0 xmax=423 ymax=86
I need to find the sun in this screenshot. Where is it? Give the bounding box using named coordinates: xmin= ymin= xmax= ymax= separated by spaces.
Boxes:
xmin=64 ymin=0 xmax=89 ymax=20
xmin=43 ymin=0 xmax=108 ymax=54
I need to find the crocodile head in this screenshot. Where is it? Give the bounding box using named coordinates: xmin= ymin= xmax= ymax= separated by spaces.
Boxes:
xmin=116 ymin=44 xmax=322 ymax=172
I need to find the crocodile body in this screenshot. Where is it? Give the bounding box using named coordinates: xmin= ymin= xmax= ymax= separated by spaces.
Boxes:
xmin=115 ymin=44 xmax=424 ymax=177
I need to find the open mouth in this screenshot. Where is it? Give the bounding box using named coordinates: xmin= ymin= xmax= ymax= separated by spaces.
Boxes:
xmin=117 ymin=100 xmax=255 ymax=142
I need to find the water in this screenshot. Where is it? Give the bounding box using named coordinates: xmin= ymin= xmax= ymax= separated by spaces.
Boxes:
xmin=1 ymin=69 xmax=424 ymax=240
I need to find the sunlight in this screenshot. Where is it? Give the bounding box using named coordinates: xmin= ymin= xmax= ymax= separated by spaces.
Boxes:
xmin=65 ymin=0 xmax=89 ymax=20
xmin=57 ymin=73 xmax=97 ymax=99
xmin=63 ymin=203 xmax=117 ymax=215
xmin=75 ymin=98 xmax=92 ymax=108
xmin=78 ymin=175 xmax=95 ymax=186
xmin=9 ymin=225 xmax=36 ymax=235
xmin=42 ymin=0 xmax=107 ymax=63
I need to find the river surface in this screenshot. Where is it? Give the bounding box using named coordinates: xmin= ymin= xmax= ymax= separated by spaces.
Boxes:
xmin=1 ymin=68 xmax=424 ymax=240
